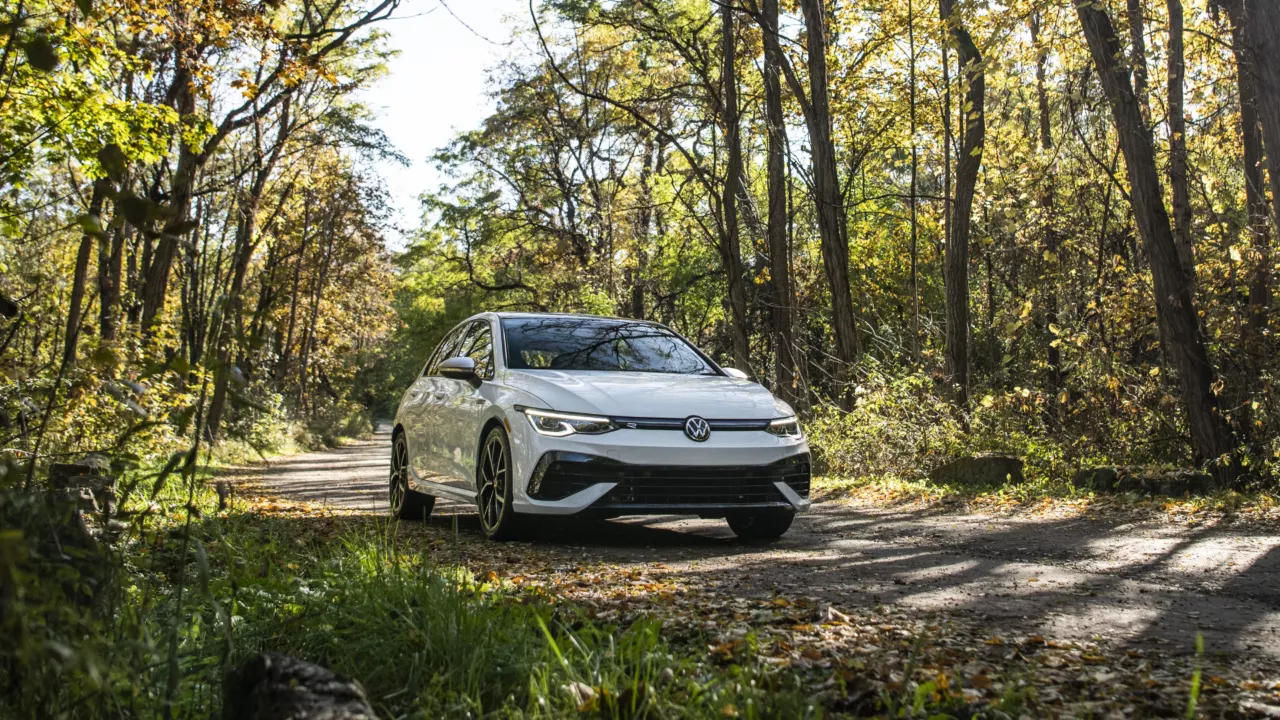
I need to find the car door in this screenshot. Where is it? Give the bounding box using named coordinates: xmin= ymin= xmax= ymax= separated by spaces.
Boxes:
xmin=406 ymin=323 xmax=470 ymax=488
xmin=447 ymin=318 xmax=497 ymax=489
xmin=434 ymin=320 xmax=490 ymax=488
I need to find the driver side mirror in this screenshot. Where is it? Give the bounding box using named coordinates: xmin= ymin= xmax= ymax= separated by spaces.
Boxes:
xmin=722 ymin=367 xmax=749 ymax=380
xmin=438 ymin=356 xmax=481 ymax=387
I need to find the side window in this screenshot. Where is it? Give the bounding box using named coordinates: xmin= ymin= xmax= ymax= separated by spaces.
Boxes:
xmin=463 ymin=321 xmax=494 ymax=380
xmin=426 ymin=323 xmax=470 ymax=376
xmin=421 ymin=339 xmax=445 ymax=376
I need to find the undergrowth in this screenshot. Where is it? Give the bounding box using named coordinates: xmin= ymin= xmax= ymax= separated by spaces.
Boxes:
xmin=805 ymin=366 xmax=1280 ymax=510
xmin=1 ymin=460 xmax=820 ymax=718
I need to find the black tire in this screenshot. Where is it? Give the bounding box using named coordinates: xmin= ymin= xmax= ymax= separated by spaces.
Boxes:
xmin=476 ymin=426 xmax=521 ymax=540
xmin=727 ymin=508 xmax=794 ymax=541
xmin=390 ymin=431 xmax=435 ymax=521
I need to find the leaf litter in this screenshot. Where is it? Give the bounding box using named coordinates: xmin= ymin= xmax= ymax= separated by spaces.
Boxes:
xmin=234 ymin=485 xmax=1280 ymax=718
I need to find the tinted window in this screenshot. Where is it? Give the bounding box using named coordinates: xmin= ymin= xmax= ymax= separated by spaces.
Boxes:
xmin=427 ymin=323 xmax=470 ymax=375
xmin=502 ymin=317 xmax=715 ymax=374
xmin=460 ymin=321 xmax=494 ymax=379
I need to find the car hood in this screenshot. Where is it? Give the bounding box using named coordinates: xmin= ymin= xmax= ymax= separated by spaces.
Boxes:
xmin=504 ymin=370 xmax=791 ymax=419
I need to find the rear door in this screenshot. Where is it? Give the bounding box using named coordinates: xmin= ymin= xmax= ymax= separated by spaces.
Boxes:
xmin=447 ymin=318 xmax=497 ymax=489
xmin=406 ymin=322 xmax=470 ymax=487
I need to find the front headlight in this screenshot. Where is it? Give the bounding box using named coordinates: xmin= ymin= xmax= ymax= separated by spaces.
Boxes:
xmin=518 ymin=407 xmax=617 ymax=437
xmin=765 ymin=416 xmax=802 ymax=438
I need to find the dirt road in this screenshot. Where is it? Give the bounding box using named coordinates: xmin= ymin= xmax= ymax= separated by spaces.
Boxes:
xmin=250 ymin=427 xmax=1280 ymax=663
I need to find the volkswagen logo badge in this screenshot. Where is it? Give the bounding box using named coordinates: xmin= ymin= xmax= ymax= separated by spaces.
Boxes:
xmin=683 ymin=415 xmax=711 ymax=442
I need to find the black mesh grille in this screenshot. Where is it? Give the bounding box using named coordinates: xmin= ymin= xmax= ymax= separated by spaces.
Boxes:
xmin=528 ymin=452 xmax=810 ymax=508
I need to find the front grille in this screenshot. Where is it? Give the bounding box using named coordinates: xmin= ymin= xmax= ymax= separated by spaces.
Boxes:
xmin=527 ymin=452 xmax=810 ymax=508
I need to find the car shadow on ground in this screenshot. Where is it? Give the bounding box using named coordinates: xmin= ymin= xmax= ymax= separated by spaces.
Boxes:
xmin=422 ymin=503 xmax=750 ymax=551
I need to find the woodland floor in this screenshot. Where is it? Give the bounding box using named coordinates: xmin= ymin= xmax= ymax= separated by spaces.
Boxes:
xmin=223 ymin=427 xmax=1280 ymax=716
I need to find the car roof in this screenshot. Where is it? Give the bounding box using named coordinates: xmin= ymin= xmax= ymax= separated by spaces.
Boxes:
xmin=488 ymin=311 xmax=656 ymax=323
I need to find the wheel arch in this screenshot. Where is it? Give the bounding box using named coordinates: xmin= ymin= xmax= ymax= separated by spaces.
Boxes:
xmin=474 ymin=416 xmax=508 ymax=482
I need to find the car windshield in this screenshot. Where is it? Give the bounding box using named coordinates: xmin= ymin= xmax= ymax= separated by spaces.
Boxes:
xmin=501 ymin=317 xmax=717 ymax=374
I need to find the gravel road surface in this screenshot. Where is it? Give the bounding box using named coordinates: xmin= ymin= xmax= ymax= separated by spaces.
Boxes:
xmin=248 ymin=427 xmax=1280 ymax=661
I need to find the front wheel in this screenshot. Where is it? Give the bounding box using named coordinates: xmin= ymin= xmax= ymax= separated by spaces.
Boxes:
xmin=476 ymin=426 xmax=521 ymax=540
xmin=390 ymin=432 xmax=435 ymax=521
xmin=727 ymin=508 xmax=794 ymax=541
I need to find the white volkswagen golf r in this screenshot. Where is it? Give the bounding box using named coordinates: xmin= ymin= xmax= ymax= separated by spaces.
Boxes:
xmin=391 ymin=312 xmax=810 ymax=541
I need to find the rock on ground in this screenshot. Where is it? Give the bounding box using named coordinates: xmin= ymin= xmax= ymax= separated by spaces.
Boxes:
xmin=224 ymin=652 xmax=376 ymax=720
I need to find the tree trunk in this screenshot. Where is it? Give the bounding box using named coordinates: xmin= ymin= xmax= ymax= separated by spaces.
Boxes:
xmin=206 ymin=101 xmax=291 ymax=440
xmin=298 ymin=225 xmax=335 ymax=414
xmin=1166 ymin=0 xmax=1196 ymax=289
xmin=1074 ymin=0 xmax=1237 ymax=476
xmin=719 ymin=4 xmax=751 ymax=373
xmin=761 ymin=0 xmax=796 ymax=404
xmin=63 ymin=179 xmax=108 ymax=367
xmin=628 ymin=138 xmax=657 ymax=320
xmin=1240 ymin=0 xmax=1280 ymax=236
xmin=205 ymin=190 xmax=261 ymax=440
xmin=97 ymin=223 xmax=126 ymax=342
xmin=277 ymin=207 xmax=308 ymax=383
xmin=939 ymin=0 xmax=983 ymax=408
xmin=1031 ymin=13 xmax=1062 ymax=398
xmin=1218 ymin=0 xmax=1272 ymax=340
xmin=1127 ymin=0 xmax=1152 ymax=125
xmin=908 ymin=0 xmax=921 ymax=363
xmin=139 ymin=69 xmax=198 ymax=334
xmin=798 ymin=0 xmax=859 ymax=404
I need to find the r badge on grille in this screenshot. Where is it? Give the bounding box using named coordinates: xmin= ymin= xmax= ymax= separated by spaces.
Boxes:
xmin=683 ymin=415 xmax=711 ymax=442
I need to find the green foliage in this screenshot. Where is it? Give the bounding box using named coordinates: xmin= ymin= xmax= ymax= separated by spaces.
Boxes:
xmin=806 ymin=366 xmax=1065 ymax=483
xmin=802 ymin=357 xmax=1280 ymax=489
xmin=212 ymin=521 xmax=819 ymax=717
xmin=0 ymin=469 xmax=822 ymax=717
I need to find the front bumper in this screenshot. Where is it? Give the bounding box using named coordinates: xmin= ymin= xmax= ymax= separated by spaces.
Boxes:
xmin=507 ymin=409 xmax=813 ymax=515
xmin=507 ymin=419 xmax=811 ymax=515
xmin=526 ymin=451 xmax=810 ymax=516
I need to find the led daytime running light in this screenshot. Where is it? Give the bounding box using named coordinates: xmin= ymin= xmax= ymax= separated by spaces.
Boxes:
xmin=519 ymin=407 xmax=616 ymax=437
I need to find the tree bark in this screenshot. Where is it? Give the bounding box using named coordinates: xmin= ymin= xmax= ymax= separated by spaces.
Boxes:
xmin=798 ymin=0 xmax=859 ymax=405
xmin=139 ymin=66 xmax=197 ymax=333
xmin=1218 ymin=0 xmax=1272 ymax=339
xmin=1127 ymin=0 xmax=1152 ymax=126
xmin=628 ymin=137 xmax=658 ymax=320
xmin=761 ymin=0 xmax=796 ymax=404
xmin=1166 ymin=0 xmax=1196 ymax=289
xmin=908 ymin=0 xmax=921 ymax=363
xmin=939 ymin=0 xmax=983 ymax=407
xmin=97 ymin=223 xmax=126 ymax=342
xmin=1075 ymin=0 xmax=1237 ymax=476
xmin=1031 ymin=13 xmax=1062 ymax=398
xmin=63 ymin=179 xmax=108 ymax=367
xmin=1240 ymin=0 xmax=1280 ymax=237
xmin=719 ymin=3 xmax=751 ymax=374
xmin=207 ymin=100 xmax=292 ymax=440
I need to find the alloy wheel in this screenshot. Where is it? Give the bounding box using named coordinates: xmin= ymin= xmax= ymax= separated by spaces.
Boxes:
xmin=389 ymin=435 xmax=409 ymax=512
xmin=477 ymin=431 xmax=508 ymax=532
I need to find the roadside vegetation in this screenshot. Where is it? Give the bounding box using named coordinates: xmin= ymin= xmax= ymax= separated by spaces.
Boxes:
xmin=12 ymin=468 xmax=1275 ymax=718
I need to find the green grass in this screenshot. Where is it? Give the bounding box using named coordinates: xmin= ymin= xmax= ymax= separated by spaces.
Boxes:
xmin=202 ymin=515 xmax=818 ymax=718
xmin=3 ymin=459 xmax=821 ymax=718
